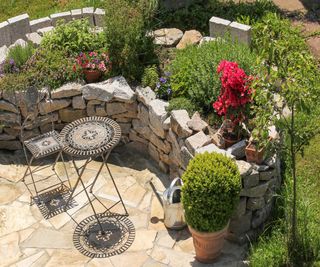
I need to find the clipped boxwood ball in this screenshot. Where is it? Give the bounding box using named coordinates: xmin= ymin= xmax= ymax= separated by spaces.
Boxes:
xmin=181 ymin=152 xmax=241 ymax=233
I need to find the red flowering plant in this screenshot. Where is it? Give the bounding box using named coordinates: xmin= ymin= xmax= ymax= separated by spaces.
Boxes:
xmin=73 ymin=50 xmax=112 ymax=74
xmin=213 ymin=60 xmax=254 ymax=140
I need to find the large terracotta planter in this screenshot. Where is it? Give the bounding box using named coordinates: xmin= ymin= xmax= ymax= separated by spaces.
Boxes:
xmin=83 ymin=69 xmax=101 ymax=83
xmin=189 ymin=223 xmax=229 ymax=263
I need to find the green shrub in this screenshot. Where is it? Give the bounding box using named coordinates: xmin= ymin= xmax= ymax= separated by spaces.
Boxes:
xmin=169 ymin=38 xmax=257 ymax=115
xmin=155 ymin=0 xmax=278 ymax=34
xmin=41 ymin=19 xmax=107 ymax=55
xmin=181 ymin=152 xmax=241 ymax=232
xmin=24 ymin=49 xmax=80 ymax=89
xmin=104 ymin=0 xmax=158 ymax=81
xmin=167 ymin=97 xmax=197 ymax=117
xmin=0 ymin=72 xmax=31 ymax=92
xmin=6 ymin=42 xmax=35 ymax=69
xmin=141 ymin=65 xmax=159 ymax=89
xmin=252 ymin=13 xmax=308 ymax=77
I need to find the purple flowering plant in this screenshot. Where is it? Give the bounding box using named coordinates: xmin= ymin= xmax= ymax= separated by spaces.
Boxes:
xmin=156 ymin=72 xmax=172 ymax=100
xmin=0 ymin=58 xmax=19 ymax=77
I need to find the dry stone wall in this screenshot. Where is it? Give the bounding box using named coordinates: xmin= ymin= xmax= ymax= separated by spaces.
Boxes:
xmin=0 ymin=76 xmax=281 ymax=244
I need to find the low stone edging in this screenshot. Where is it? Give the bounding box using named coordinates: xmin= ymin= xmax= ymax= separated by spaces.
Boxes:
xmin=0 ymin=9 xmax=252 ymax=64
xmin=0 ymin=76 xmax=280 ymax=243
xmin=0 ymin=7 xmax=105 ymax=48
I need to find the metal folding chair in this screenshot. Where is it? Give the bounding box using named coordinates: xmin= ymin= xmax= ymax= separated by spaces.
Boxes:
xmin=19 ymin=87 xmax=74 ymax=218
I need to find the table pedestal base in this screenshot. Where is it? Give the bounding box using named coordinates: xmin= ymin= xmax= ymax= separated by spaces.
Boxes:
xmin=73 ymin=213 xmax=135 ymax=258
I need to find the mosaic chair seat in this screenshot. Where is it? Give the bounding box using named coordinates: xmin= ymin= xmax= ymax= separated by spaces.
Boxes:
xmin=24 ymin=130 xmax=63 ymax=159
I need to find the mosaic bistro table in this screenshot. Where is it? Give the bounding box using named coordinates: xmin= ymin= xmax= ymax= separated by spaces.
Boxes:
xmin=60 ymin=116 xmax=135 ymax=258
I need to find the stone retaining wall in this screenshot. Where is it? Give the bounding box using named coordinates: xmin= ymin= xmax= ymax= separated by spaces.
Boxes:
xmin=0 ymin=76 xmax=280 ymax=243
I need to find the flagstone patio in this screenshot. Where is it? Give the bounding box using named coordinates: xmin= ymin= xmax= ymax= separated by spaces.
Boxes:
xmin=0 ymin=144 xmax=248 ymax=267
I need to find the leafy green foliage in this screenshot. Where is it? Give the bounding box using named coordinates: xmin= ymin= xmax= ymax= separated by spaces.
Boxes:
xmin=0 ymin=72 xmax=31 ymax=92
xmin=6 ymin=42 xmax=35 ymax=69
xmin=104 ymin=0 xmax=158 ymax=81
xmin=248 ymin=12 xmax=320 ymax=266
xmin=254 ymin=16 xmax=320 ymax=264
xmin=167 ymin=97 xmax=197 ymax=117
xmin=181 ymin=152 xmax=241 ymax=232
xmin=27 ymin=49 xmax=79 ymax=89
xmin=141 ymin=65 xmax=159 ymax=89
xmin=250 ymin=133 xmax=320 ymax=266
xmin=169 ymin=38 xmax=257 ymax=115
xmin=250 ymin=228 xmax=288 ymax=267
xmin=41 ymin=19 xmax=107 ymax=56
xmin=155 ymin=0 xmax=278 ymax=34
xmin=252 ymin=13 xmax=308 ymax=77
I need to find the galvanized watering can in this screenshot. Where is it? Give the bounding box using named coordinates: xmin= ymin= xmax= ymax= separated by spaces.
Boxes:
xmin=162 ymin=177 xmax=186 ymax=230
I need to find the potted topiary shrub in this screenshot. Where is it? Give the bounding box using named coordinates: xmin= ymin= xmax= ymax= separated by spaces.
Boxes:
xmin=181 ymin=152 xmax=241 ymax=263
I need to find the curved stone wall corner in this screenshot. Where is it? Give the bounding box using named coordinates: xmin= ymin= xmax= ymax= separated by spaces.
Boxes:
xmin=0 ymin=75 xmax=281 ymax=243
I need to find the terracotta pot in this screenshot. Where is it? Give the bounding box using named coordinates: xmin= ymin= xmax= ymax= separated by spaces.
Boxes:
xmin=223 ymin=131 xmax=241 ymax=148
xmin=189 ymin=223 xmax=229 ymax=263
xmin=245 ymin=143 xmax=265 ymax=164
xmin=83 ymin=69 xmax=101 ymax=83
xmin=223 ymin=136 xmax=240 ymax=149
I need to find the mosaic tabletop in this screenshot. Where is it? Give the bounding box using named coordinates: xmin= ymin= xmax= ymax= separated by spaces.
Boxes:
xmin=60 ymin=116 xmax=121 ymax=157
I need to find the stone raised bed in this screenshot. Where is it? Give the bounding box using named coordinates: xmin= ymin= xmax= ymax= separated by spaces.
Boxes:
xmin=0 ymin=10 xmax=252 ymax=64
xmin=0 ymin=75 xmax=281 ymax=244
xmin=0 ymin=7 xmax=105 ymax=49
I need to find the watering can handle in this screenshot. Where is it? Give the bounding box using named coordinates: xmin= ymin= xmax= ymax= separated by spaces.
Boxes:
xmin=169 ymin=177 xmax=182 ymax=191
xmin=168 ymin=186 xmax=182 ymax=204
xmin=167 ymin=177 xmax=183 ymax=203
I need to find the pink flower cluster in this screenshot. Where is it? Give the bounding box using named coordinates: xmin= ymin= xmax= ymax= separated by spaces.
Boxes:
xmin=74 ymin=51 xmax=111 ymax=73
xmin=213 ymin=60 xmax=253 ymax=125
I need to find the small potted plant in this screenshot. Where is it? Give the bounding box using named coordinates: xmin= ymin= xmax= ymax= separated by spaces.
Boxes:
xmin=74 ymin=51 xmax=111 ymax=83
xmin=245 ymin=127 xmax=270 ymax=164
xmin=181 ymin=152 xmax=241 ymax=263
xmin=213 ymin=60 xmax=253 ymax=148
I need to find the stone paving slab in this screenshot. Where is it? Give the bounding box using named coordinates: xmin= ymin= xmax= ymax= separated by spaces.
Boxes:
xmin=0 ymin=145 xmax=248 ymax=266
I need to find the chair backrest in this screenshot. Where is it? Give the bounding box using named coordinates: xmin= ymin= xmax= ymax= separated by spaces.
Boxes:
xmin=25 ymin=86 xmax=39 ymax=113
xmin=19 ymin=87 xmax=54 ymax=141
xmin=20 ymin=87 xmax=41 ymax=129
